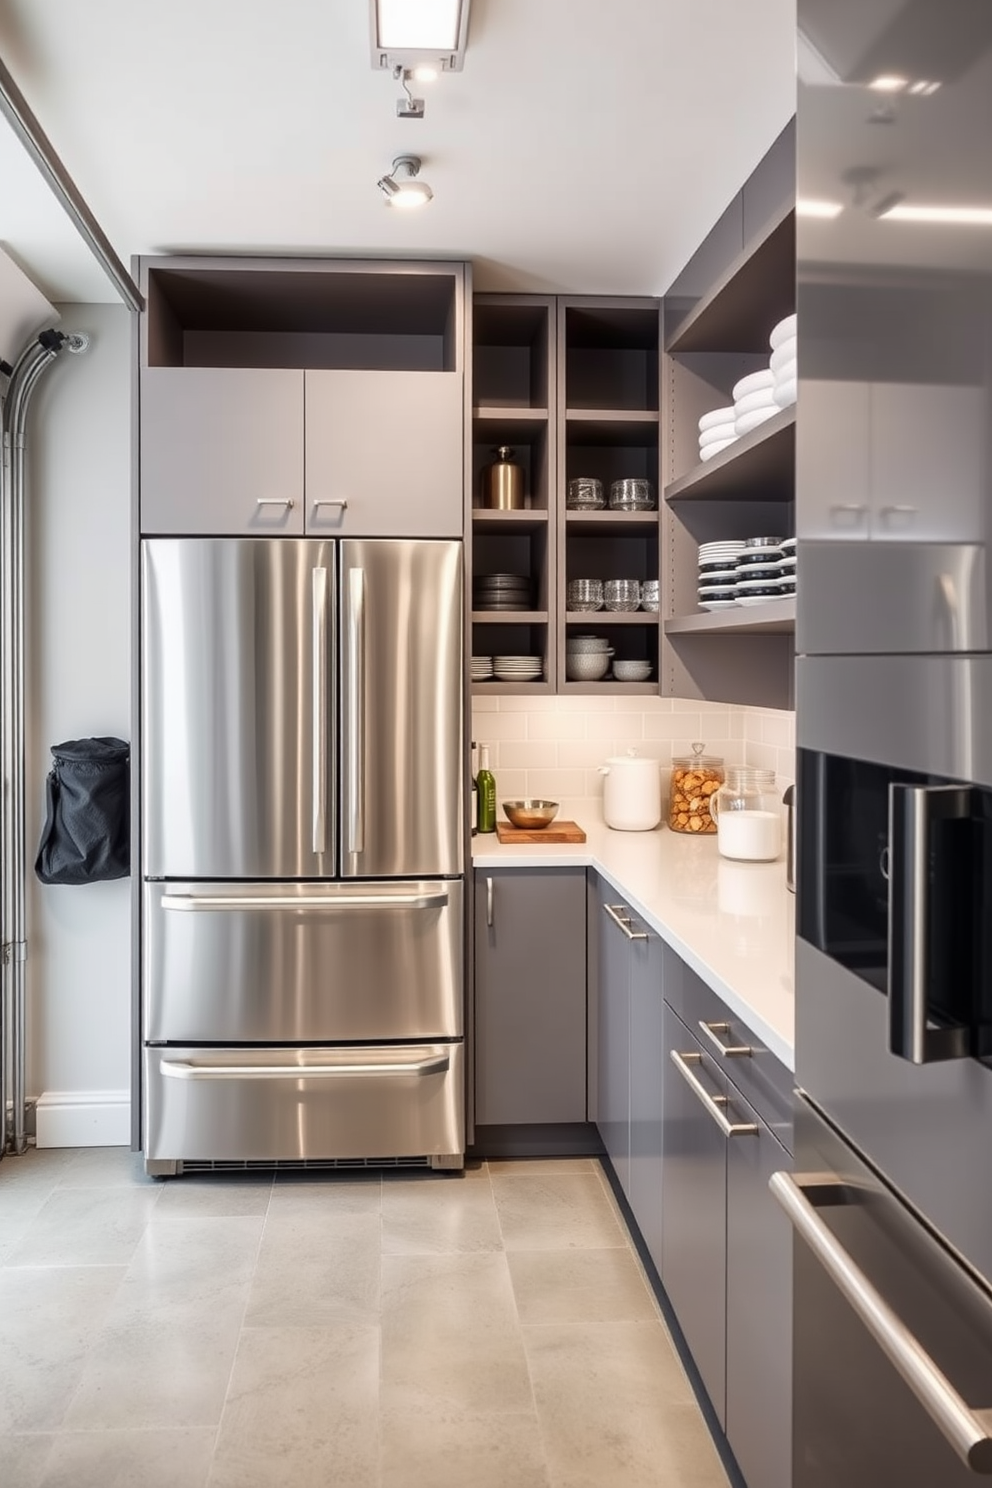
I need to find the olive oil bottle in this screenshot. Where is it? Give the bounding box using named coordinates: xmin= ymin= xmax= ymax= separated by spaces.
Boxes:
xmin=477 ymin=743 xmax=496 ymax=834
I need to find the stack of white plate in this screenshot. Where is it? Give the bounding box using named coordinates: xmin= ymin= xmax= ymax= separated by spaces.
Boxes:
xmin=732 ymin=368 xmax=778 ymax=436
xmin=493 ymin=655 xmax=542 ymax=682
xmin=697 ymin=540 xmax=745 ymax=609
xmin=471 ymin=655 xmax=494 ymax=681
xmin=698 ymin=405 xmax=737 ymax=463
xmin=769 ymin=314 xmax=797 ymax=408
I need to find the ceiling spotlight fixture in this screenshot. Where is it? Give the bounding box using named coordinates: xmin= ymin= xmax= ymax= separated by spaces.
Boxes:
xmin=370 ymin=0 xmax=471 ymax=73
xmin=377 ymin=155 xmax=433 ymax=210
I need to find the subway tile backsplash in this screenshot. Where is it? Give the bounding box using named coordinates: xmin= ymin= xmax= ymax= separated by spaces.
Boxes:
xmin=471 ymin=695 xmax=795 ymax=813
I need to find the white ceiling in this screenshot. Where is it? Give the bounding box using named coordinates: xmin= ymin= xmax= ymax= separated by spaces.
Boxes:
xmin=0 ymin=0 xmax=797 ymax=307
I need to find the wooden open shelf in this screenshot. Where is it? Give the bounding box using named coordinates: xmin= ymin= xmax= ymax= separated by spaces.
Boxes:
xmin=665 ymin=598 xmax=795 ymax=636
xmin=666 ymin=408 xmax=795 ymax=503
xmin=472 ymin=509 xmax=549 ymax=533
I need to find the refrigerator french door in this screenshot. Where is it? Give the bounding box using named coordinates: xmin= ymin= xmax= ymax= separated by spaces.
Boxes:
xmin=139 ymin=537 xmax=464 ymax=1173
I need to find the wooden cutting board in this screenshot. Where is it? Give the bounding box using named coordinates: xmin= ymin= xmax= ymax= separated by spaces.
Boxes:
xmin=495 ymin=820 xmax=587 ymax=845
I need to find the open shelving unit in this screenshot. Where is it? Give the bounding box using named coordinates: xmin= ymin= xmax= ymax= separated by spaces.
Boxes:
xmin=660 ymin=120 xmax=796 ymax=710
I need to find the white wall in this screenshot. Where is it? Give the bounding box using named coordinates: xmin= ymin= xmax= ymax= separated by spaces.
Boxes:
xmin=25 ymin=302 xmax=132 ymax=1144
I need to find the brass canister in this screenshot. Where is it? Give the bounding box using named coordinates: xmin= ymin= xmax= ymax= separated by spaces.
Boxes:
xmin=482 ymin=446 xmax=524 ymax=509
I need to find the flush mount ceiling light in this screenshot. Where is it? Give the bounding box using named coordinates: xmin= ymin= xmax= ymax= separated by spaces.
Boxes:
xmin=377 ymin=155 xmax=434 ymax=209
xmin=370 ymin=0 xmax=471 ymax=73
xmin=797 ymin=198 xmax=844 ymax=219
xmin=879 ymin=202 xmax=992 ymax=225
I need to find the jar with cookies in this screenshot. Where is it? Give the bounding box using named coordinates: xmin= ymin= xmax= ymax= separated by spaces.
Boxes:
xmin=668 ymin=742 xmax=724 ymax=835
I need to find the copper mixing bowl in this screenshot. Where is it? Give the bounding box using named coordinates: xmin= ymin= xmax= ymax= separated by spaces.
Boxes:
xmin=502 ymin=799 xmax=560 ymax=830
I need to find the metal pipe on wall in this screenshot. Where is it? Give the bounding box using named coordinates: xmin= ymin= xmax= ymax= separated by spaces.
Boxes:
xmin=0 ymin=329 xmax=87 ymax=1156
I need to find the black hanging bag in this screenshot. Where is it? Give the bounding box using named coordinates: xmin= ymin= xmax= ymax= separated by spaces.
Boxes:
xmin=35 ymin=737 xmax=130 ymax=885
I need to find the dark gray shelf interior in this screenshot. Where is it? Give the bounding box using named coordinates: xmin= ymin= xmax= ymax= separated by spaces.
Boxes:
xmin=665 ymin=208 xmax=795 ymax=354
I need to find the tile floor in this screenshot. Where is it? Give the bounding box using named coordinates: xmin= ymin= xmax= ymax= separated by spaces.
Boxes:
xmin=0 ymin=1148 xmax=730 ymax=1488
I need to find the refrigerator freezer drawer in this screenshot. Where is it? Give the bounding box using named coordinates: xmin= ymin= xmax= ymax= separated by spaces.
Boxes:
xmin=143 ymin=879 xmax=464 ymax=1043
xmin=143 ymin=1042 xmax=464 ymax=1164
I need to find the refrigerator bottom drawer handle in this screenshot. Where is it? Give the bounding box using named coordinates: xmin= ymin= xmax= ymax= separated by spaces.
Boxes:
xmin=770 ymin=1170 xmax=992 ymax=1475
xmin=159 ymin=1053 xmax=451 ymax=1081
xmin=159 ymin=890 xmax=449 ymax=912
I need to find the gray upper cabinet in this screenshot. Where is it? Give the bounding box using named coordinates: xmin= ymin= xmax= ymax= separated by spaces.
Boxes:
xmin=305 ymin=370 xmax=463 ymax=537
xmin=473 ymin=868 xmax=586 ymax=1128
xmin=140 ymin=368 xmax=305 ymax=535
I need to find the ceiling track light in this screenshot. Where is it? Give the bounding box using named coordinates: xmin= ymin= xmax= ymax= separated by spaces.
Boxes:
xmin=377 ymin=155 xmax=433 ymax=210
xmin=395 ymin=67 xmax=425 ymax=120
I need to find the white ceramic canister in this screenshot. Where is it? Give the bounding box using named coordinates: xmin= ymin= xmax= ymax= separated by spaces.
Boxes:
xmin=599 ymin=750 xmax=661 ymax=831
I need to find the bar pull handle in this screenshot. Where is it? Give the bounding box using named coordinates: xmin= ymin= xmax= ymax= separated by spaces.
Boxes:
xmin=311 ymin=566 xmax=328 ymax=855
xmin=256 ymin=498 xmax=294 ymax=508
xmin=347 ymin=566 xmax=366 ymax=856
xmin=603 ymin=903 xmax=649 ymax=941
xmin=160 ymin=890 xmax=448 ymax=912
xmin=698 ymin=1020 xmax=752 ymax=1059
xmin=161 ymin=1051 xmax=450 ymax=1081
xmin=888 ymin=782 xmax=971 ymax=1064
xmin=669 ymin=1049 xmax=758 ymax=1138
xmin=770 ymin=1171 xmax=992 ymax=1474
xmin=313 ymin=499 xmax=348 ymax=514
xmin=486 ymin=876 xmax=494 ymax=928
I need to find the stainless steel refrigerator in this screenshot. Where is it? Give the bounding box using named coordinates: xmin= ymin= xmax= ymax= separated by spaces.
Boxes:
xmin=139 ymin=537 xmax=464 ymax=1174
xmin=783 ymin=2 xmax=992 ymax=1482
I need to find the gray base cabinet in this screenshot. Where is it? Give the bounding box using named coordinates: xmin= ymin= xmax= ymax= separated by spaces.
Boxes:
xmin=473 ymin=868 xmax=586 ymax=1126
xmin=596 ymin=886 xmax=633 ymax=1192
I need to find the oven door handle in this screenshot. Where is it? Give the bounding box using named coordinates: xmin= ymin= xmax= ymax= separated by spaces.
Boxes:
xmin=160 ymin=1051 xmax=451 ymax=1080
xmin=888 ymin=782 xmax=972 ymax=1064
xmin=770 ymin=1170 xmax=992 ymax=1475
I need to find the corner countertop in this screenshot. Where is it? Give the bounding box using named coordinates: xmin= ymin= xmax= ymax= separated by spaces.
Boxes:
xmin=472 ymin=808 xmax=795 ymax=1071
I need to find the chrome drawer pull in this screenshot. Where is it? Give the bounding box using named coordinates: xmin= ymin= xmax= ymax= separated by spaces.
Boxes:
xmin=160 ymin=890 xmax=448 ymax=912
xmin=770 ymin=1171 xmax=992 ymax=1475
xmin=698 ymin=1020 xmax=752 ymax=1058
xmin=160 ymin=1052 xmax=450 ymax=1080
xmin=669 ymin=1049 xmax=758 ymax=1139
xmin=313 ymin=499 xmax=348 ymax=511
xmin=255 ymin=498 xmax=294 ymax=508
xmin=603 ymin=903 xmax=649 ymax=941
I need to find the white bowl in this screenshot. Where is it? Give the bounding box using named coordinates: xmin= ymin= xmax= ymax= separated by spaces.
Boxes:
xmin=566 ymin=652 xmax=612 ymax=681
xmin=732 ymin=368 xmax=775 ymax=401
xmin=613 ymin=660 xmax=652 ymax=681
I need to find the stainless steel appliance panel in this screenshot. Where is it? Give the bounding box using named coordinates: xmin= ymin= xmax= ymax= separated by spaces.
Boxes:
xmin=143 ymin=879 xmax=463 ymax=1043
xmin=340 ymin=540 xmax=462 ymax=879
xmin=779 ymin=1096 xmax=992 ymax=1485
xmin=142 ymin=538 xmax=335 ymax=878
xmin=143 ymin=1041 xmax=464 ymax=1164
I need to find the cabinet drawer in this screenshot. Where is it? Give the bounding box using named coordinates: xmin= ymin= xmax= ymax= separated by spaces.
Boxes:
xmin=143 ymin=1041 xmax=463 ymax=1164
xmin=667 ymin=958 xmax=794 ymax=1155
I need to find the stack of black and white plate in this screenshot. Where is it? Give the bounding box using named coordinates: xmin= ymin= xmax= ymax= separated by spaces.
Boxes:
xmin=697 ymin=540 xmax=745 ymax=610
xmin=734 ymin=536 xmax=794 ymax=604
xmin=473 ymin=573 xmax=534 ymax=612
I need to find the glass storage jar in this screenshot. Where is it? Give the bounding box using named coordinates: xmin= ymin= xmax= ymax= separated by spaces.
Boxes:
xmin=711 ymin=766 xmax=781 ymax=861
xmin=668 ymin=742 xmax=724 ymax=834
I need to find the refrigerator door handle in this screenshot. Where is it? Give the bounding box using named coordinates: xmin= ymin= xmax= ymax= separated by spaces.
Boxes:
xmin=888 ymin=782 xmax=972 ymax=1064
xmin=347 ymin=565 xmax=366 ymax=856
xmin=160 ymin=1051 xmax=451 ymax=1080
xmin=770 ymin=1170 xmax=992 ymax=1475
xmin=311 ymin=566 xmax=329 ymax=855
xmin=159 ymin=889 xmax=449 ymax=912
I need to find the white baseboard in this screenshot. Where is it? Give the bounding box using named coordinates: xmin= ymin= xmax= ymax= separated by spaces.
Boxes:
xmin=35 ymin=1090 xmax=131 ymax=1148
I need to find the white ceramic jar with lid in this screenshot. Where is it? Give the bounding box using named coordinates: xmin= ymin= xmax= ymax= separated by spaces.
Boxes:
xmin=711 ymin=766 xmax=781 ymax=861
xmin=599 ymin=749 xmax=661 ymax=831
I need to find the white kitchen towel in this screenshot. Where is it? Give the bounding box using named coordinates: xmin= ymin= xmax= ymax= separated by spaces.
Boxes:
xmin=698 ymin=405 xmax=736 ymax=434
xmin=732 ymin=368 xmax=775 ymax=402
xmin=769 ymin=313 xmax=796 ymax=350
xmin=772 ymin=356 xmax=797 ymax=387
xmin=735 ymin=405 xmax=780 ymax=436
xmin=773 ymin=377 xmax=797 ymax=408
xmin=770 ymin=338 xmax=797 ymax=375
xmin=700 ymin=435 xmax=738 ymax=461
xmin=734 ymin=386 xmax=779 ymax=418
xmin=699 ymin=421 xmax=737 ymax=449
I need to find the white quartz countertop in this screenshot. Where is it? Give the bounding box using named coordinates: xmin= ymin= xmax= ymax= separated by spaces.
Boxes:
xmin=472 ymin=809 xmax=796 ymax=1071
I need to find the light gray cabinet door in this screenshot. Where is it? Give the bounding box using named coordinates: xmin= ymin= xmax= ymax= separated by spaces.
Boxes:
xmin=305 ymin=370 xmax=463 ymax=537
xmin=662 ymin=1002 xmax=728 ymax=1423
xmin=726 ymin=1101 xmax=792 ymax=1488
xmin=627 ymin=923 xmax=665 ymax=1275
xmin=474 ymin=869 xmax=586 ymax=1126
xmin=597 ymin=890 xmax=631 ymax=1195
xmin=140 ymin=368 xmax=305 ymax=535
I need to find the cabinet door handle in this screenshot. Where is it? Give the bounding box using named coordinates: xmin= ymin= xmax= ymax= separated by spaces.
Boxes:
xmin=603 ymin=903 xmax=649 ymax=941
xmin=313 ymin=499 xmax=348 ymax=513
xmin=256 ymin=497 xmax=294 ymax=508
xmin=486 ymin=876 xmax=494 ymax=928
xmin=698 ymin=1020 xmax=752 ymax=1058
xmin=669 ymin=1049 xmax=758 ymax=1138
xmin=771 ymin=1171 xmax=992 ymax=1474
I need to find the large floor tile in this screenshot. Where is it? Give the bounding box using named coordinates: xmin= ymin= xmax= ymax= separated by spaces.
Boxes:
xmin=207 ymin=1325 xmax=379 ymax=1488
xmin=268 ymin=1171 xmax=381 ymax=1218
xmin=487 ymin=1159 xmax=596 ymax=1177
xmin=244 ymin=1211 xmax=380 ymax=1327
xmin=151 ymin=1173 xmax=273 ymax=1218
xmin=0 ymin=1432 xmax=54 ymax=1488
xmin=57 ymin=1148 xmax=157 ymax=1189
xmin=381 ymin=1253 xmax=533 ymax=1417
xmin=39 ymin=1428 xmax=215 ymax=1488
xmin=120 ymin=1215 xmax=264 ymax=1309
xmin=0 ymin=1267 xmax=125 ymax=1432
xmin=492 ymin=1173 xmax=627 ymax=1252
xmin=507 ymin=1248 xmax=659 ymax=1325
xmin=523 ymin=1321 xmax=724 ymax=1488
xmin=381 ymin=1171 xmax=502 ymax=1254
xmin=381 ymin=1407 xmax=551 ymax=1488
xmin=5 ymin=1187 xmax=161 ymax=1268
